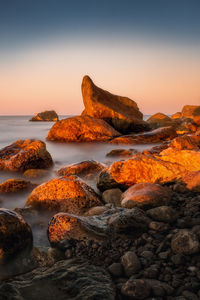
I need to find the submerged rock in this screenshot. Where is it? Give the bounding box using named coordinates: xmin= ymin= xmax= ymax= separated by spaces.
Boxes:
xmin=0 ymin=139 xmax=53 ymax=172
xmin=26 ymin=175 xmax=102 ymax=214
xmin=23 ymin=169 xmax=50 ymax=179
xmin=0 ymin=179 xmax=35 ymax=193
xmin=47 ymin=115 xmax=120 ymax=142
xmin=81 ymin=75 xmax=149 ymax=133
xmin=29 ymin=110 xmax=59 ymax=122
xmin=0 ymin=259 xmax=115 ymax=300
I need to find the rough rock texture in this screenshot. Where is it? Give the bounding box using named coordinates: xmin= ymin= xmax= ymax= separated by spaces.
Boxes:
xmin=57 ymin=160 xmax=105 ymax=178
xmin=0 ymin=139 xmax=53 ymax=172
xmin=147 ymin=113 xmax=175 ymax=129
xmin=30 ymin=110 xmax=59 ymax=122
xmin=181 ymin=105 xmax=200 ymax=119
xmin=47 ymin=115 xmax=120 ymax=142
xmin=175 ymin=118 xmax=198 ymax=135
xmin=23 ymin=169 xmax=50 ymax=179
xmin=171 ymin=229 xmax=199 ymax=254
xmin=171 ymin=112 xmax=182 ymax=119
xmin=26 ymin=175 xmax=102 ymax=214
xmin=102 ymin=188 xmax=122 ymax=206
xmin=121 ymin=278 xmax=151 ymax=299
xmin=0 ymin=208 xmax=33 ymax=264
xmin=81 ymin=75 xmax=149 ymax=133
xmin=121 ymin=183 xmax=171 ymax=209
xmin=121 ymin=251 xmax=141 ymax=276
xmin=167 ymin=134 xmax=200 ymax=150
xmin=146 ymin=206 xmax=178 ymax=223
xmin=182 ymin=171 xmax=200 ymax=191
xmin=0 ymin=179 xmax=35 ymax=193
xmin=0 ymin=259 xmax=115 ymax=300
xmin=48 ymin=208 xmax=149 ymax=250
xmin=106 ymin=149 xmax=136 ymax=157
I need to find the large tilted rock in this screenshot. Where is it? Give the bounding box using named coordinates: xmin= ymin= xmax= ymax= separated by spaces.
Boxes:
xmin=48 ymin=208 xmax=149 ymax=249
xmin=30 ymin=110 xmax=59 ymax=122
xmin=26 ymin=175 xmax=102 ymax=214
xmin=181 ymin=105 xmax=200 ymax=119
xmin=0 ymin=259 xmax=115 ymax=300
xmin=0 ymin=208 xmax=33 ymax=265
xmin=47 ymin=115 xmax=120 ymax=142
xmin=0 ymin=139 xmax=53 ymax=172
xmin=81 ymin=75 xmax=149 ymax=133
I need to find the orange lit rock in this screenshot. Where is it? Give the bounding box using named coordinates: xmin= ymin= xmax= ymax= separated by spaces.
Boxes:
xmin=181 ymin=105 xmax=200 ymax=119
xmin=26 ymin=175 xmax=102 ymax=214
xmin=147 ymin=113 xmax=175 ymax=129
xmin=167 ymin=135 xmax=200 ymax=151
xmin=30 ymin=110 xmax=59 ymax=122
xmin=81 ymin=75 xmax=149 ymax=133
xmin=0 ymin=139 xmax=53 ymax=172
xmin=0 ymin=179 xmax=35 ymax=193
xmin=0 ymin=208 xmax=33 ymax=264
xmin=182 ymin=171 xmax=200 ymax=192
xmin=121 ymin=183 xmax=171 ymax=209
xmin=175 ymin=119 xmax=198 ymax=134
xmin=47 ymin=115 xmax=120 ymax=142
xmin=170 ymin=112 xmax=182 ymax=119
xmin=57 ymin=160 xmax=106 ymax=178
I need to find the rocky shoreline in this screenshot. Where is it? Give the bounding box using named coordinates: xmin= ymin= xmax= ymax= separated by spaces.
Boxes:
xmin=0 ymin=76 xmax=200 ymax=299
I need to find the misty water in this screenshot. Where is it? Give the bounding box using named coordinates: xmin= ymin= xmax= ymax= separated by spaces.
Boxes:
xmin=0 ymin=115 xmax=154 ymax=246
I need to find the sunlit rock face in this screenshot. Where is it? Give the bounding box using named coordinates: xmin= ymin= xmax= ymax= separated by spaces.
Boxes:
xmin=181 ymin=105 xmax=200 ymax=119
xmin=182 ymin=171 xmax=200 ymax=192
xmin=30 ymin=110 xmax=59 ymax=122
xmin=147 ymin=113 xmax=175 ymax=129
xmin=26 ymin=175 xmax=102 ymax=214
xmin=0 ymin=179 xmax=35 ymax=193
xmin=121 ymin=183 xmax=171 ymax=209
xmin=47 ymin=115 xmax=120 ymax=142
xmin=0 ymin=139 xmax=53 ymax=172
xmin=166 ymin=134 xmax=200 ymax=151
xmin=170 ymin=112 xmax=182 ymax=119
xmin=0 ymin=208 xmax=33 ymax=265
xmin=81 ymin=75 xmax=149 ymax=133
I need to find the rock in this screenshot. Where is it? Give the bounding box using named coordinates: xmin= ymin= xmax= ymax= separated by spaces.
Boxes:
xmin=171 ymin=229 xmax=199 ymax=254
xmin=0 ymin=179 xmax=35 ymax=193
xmin=181 ymin=105 xmax=200 ymax=119
xmin=0 ymin=208 xmax=33 ymax=265
xmin=23 ymin=169 xmax=50 ymax=179
xmin=145 ymin=279 xmax=174 ymax=296
xmin=121 ymin=278 xmax=151 ymax=299
xmin=146 ymin=206 xmax=177 ymax=223
xmin=0 ymin=259 xmax=115 ymax=300
xmin=121 ymin=251 xmax=141 ymax=276
xmin=47 ymin=115 xmax=120 ymax=142
xmin=86 ymin=206 xmax=109 ymax=216
xmin=121 ymin=183 xmax=171 ymax=209
xmin=171 ymin=112 xmax=182 ymax=119
xmin=97 ymin=153 xmax=187 ymax=189
xmin=30 ymin=110 xmax=59 ymax=122
xmin=81 ymin=75 xmax=149 ymax=133
xmin=102 ymin=188 xmax=122 ymax=206
xmin=0 ymin=139 xmax=53 ymax=172
xmin=57 ymin=160 xmax=105 ymax=178
xmin=182 ymin=171 xmax=200 ymax=192
xmin=108 ymin=262 xmax=123 ymax=277
xmin=175 ymin=118 xmax=198 ymax=134
xmin=167 ymin=135 xmax=200 ymax=150
xmin=26 ymin=175 xmax=102 ymax=214
xmin=106 ymin=148 xmax=136 ymax=157
xmin=147 ymin=113 xmax=175 ymax=129
xmin=48 ymin=208 xmax=149 ymax=249
xmin=149 ymin=221 xmax=169 ymax=232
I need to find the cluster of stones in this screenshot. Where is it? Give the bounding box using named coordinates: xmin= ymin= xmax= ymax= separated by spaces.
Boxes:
xmin=0 ymin=77 xmax=200 ymax=299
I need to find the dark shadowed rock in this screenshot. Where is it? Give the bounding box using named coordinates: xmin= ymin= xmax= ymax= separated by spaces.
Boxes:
xmin=121 ymin=278 xmax=151 ymax=299
xmin=0 ymin=139 xmax=53 ymax=172
xmin=147 ymin=113 xmax=175 ymax=129
xmin=47 ymin=115 xmax=120 ymax=142
xmin=0 ymin=259 xmax=115 ymax=300
xmin=26 ymin=175 xmax=102 ymax=214
xmin=102 ymin=188 xmax=122 ymax=206
xmin=81 ymin=75 xmax=149 ymax=133
xmin=30 ymin=110 xmax=59 ymax=122
xmin=171 ymin=229 xmax=199 ymax=254
xmin=146 ymin=206 xmax=177 ymax=223
xmin=106 ymin=148 xmax=136 ymax=157
xmin=121 ymin=251 xmax=141 ymax=276
xmin=0 ymin=179 xmax=36 ymax=193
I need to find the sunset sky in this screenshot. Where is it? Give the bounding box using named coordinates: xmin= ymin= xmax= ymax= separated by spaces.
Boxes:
xmin=0 ymin=0 xmax=200 ymax=115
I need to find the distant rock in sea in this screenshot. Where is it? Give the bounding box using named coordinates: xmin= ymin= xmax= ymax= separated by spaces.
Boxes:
xmin=30 ymin=110 xmax=59 ymax=122
xmin=81 ymin=75 xmax=149 ymax=133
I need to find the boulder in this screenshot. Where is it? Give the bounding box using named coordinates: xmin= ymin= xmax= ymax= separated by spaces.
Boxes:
xmin=175 ymin=118 xmax=198 ymax=134
xmin=0 ymin=179 xmax=35 ymax=193
xmin=167 ymin=134 xmax=200 ymax=150
xmin=0 ymin=259 xmax=115 ymax=300
xmin=181 ymin=105 xmax=200 ymax=119
xmin=47 ymin=115 xmax=120 ymax=142
xmin=182 ymin=171 xmax=200 ymax=192
xmin=0 ymin=139 xmax=53 ymax=172
xmin=147 ymin=113 xmax=175 ymax=129
xmin=81 ymin=75 xmax=149 ymax=133
xmin=30 ymin=110 xmax=59 ymax=122
xmin=102 ymin=188 xmax=122 ymax=206
xmin=26 ymin=175 xmax=102 ymax=214
xmin=121 ymin=251 xmax=141 ymax=276
xmin=0 ymin=208 xmax=33 ymax=264
xmin=170 ymin=112 xmax=182 ymax=119
xmin=146 ymin=206 xmax=177 ymax=223
xmin=121 ymin=183 xmax=171 ymax=209
xmin=171 ymin=229 xmax=199 ymax=254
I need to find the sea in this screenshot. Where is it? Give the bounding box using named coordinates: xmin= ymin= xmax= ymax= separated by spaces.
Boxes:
xmin=0 ymin=115 xmax=154 ymax=246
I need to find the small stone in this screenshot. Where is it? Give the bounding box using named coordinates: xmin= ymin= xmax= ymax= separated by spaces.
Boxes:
xmin=171 ymin=254 xmax=185 ymax=265
xmin=182 ymin=290 xmax=199 ymax=300
xmin=147 ymin=206 xmax=177 ymax=223
xmin=158 ymin=251 xmax=169 ymax=259
xmin=121 ymin=251 xmax=141 ymax=277
xmin=108 ymin=263 xmax=123 ymax=277
xmin=140 ymin=251 xmax=154 ymax=259
xmin=149 ymin=221 xmax=169 ymax=232
xmin=121 ymin=278 xmax=151 ymax=299
xmin=171 ymin=229 xmax=199 ymax=254
xmin=102 ymin=188 xmax=122 ymax=206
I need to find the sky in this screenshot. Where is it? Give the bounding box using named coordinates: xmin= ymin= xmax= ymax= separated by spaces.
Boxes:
xmin=0 ymin=0 xmax=200 ymax=115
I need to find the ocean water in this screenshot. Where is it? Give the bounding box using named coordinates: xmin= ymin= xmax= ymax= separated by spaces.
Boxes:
xmin=0 ymin=115 xmax=154 ymax=246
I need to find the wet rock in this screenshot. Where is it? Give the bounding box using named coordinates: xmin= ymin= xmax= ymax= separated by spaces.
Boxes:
xmin=26 ymin=175 xmax=102 ymax=214
xmin=147 ymin=113 xmax=175 ymax=129
xmin=171 ymin=229 xmax=199 ymax=254
xmin=29 ymin=110 xmax=59 ymax=122
xmin=97 ymin=170 xmax=125 ymax=192
xmin=0 ymin=208 xmax=33 ymax=265
xmin=86 ymin=206 xmax=109 ymax=216
xmin=0 ymin=259 xmax=115 ymax=300
xmin=181 ymin=105 xmax=200 ymax=119
xmin=121 ymin=183 xmax=171 ymax=209
xmin=121 ymin=278 xmax=151 ymax=299
xmin=47 ymin=115 xmax=120 ymax=142
xmin=106 ymin=148 xmax=136 ymax=157
xmin=0 ymin=139 xmax=53 ymax=172
xmin=0 ymin=179 xmax=35 ymax=193
xmin=81 ymin=75 xmax=149 ymax=133
xmin=108 ymin=262 xmax=123 ymax=277
xmin=121 ymin=251 xmax=141 ymax=276
xmin=23 ymin=169 xmax=50 ymax=179
xmin=147 ymin=206 xmax=177 ymax=223
xmin=102 ymin=188 xmax=122 ymax=206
